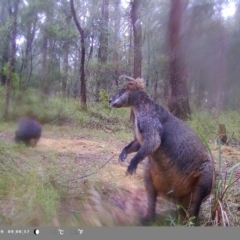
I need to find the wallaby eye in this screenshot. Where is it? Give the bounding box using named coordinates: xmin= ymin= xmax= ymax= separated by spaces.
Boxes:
xmin=118 ymin=89 xmax=126 ymax=96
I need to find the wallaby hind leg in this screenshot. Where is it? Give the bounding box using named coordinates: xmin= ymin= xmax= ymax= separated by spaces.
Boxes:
xmin=189 ymin=167 xmax=213 ymax=225
xmin=178 ymin=183 xmax=212 ymax=226
xmin=141 ymin=163 xmax=158 ymax=225
xmin=190 ymin=184 xmax=212 ymax=225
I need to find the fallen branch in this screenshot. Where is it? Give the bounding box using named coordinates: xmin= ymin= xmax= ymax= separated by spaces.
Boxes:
xmin=67 ymin=154 xmax=116 ymax=182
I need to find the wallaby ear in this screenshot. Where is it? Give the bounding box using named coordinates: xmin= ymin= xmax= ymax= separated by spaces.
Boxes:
xmin=135 ymin=78 xmax=146 ymax=90
xmin=119 ymin=75 xmax=136 ymax=82
xmin=118 ymin=75 xmax=146 ymax=90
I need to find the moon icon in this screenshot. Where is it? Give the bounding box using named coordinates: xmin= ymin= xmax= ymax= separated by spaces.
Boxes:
xmin=34 ymin=229 xmax=40 ymax=235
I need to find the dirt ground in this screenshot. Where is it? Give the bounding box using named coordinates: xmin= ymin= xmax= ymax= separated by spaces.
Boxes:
xmin=36 ymin=132 xmax=179 ymax=225
xmin=38 ymin=135 xmax=165 ymax=223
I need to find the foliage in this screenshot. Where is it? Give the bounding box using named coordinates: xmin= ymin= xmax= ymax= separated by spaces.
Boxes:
xmin=1 ymin=0 xmax=240 ymax=113
xmin=99 ymin=88 xmax=109 ymax=106
xmin=2 ymin=63 xmax=20 ymax=89
xmin=0 ymin=89 xmax=130 ymax=132
xmin=0 ymin=141 xmax=65 ymax=225
xmin=211 ymin=139 xmax=240 ymax=226
xmin=186 ymin=108 xmax=240 ymax=141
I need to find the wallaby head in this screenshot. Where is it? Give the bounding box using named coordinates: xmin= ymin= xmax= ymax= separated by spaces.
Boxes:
xmin=109 ymin=75 xmax=146 ymax=108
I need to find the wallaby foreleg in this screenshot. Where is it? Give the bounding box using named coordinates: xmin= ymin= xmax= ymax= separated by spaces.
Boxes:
xmin=119 ymin=139 xmax=141 ymax=163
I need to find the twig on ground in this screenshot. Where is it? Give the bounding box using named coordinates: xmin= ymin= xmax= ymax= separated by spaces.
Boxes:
xmin=67 ymin=154 xmax=116 ymax=182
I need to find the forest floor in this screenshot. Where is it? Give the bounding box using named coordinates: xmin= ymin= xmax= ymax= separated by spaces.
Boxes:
xmin=1 ymin=124 xmax=240 ymax=226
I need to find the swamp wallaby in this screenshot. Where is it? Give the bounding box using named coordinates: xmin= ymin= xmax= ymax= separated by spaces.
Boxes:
xmin=109 ymin=76 xmax=214 ymax=225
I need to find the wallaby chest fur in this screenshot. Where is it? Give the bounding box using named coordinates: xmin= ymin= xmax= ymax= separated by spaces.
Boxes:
xmin=109 ymin=76 xmax=214 ymax=224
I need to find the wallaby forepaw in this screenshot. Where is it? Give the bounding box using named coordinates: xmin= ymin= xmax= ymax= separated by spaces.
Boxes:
xmin=119 ymin=150 xmax=127 ymax=162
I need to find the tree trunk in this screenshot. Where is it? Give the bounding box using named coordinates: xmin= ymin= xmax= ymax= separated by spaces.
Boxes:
xmin=70 ymin=0 xmax=87 ymax=109
xmin=0 ymin=50 xmax=8 ymax=86
xmin=96 ymin=0 xmax=109 ymax=101
xmin=0 ymin=1 xmax=10 ymax=86
xmin=40 ymin=27 xmax=48 ymax=94
xmin=19 ymin=17 xmax=37 ymax=90
xmin=62 ymin=43 xmax=69 ymax=96
xmin=128 ymin=18 xmax=133 ymax=67
xmin=167 ymin=0 xmax=190 ymax=120
xmin=98 ymin=0 xmax=109 ymax=64
xmin=131 ymin=0 xmax=142 ymax=78
xmin=48 ymin=38 xmax=54 ymax=94
xmin=4 ymin=0 xmax=19 ymax=119
xmin=208 ymin=23 xmax=226 ymax=113
xmin=113 ymin=0 xmax=121 ymax=87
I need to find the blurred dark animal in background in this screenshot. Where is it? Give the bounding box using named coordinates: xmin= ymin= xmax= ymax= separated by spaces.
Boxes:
xmin=15 ymin=118 xmax=42 ymax=147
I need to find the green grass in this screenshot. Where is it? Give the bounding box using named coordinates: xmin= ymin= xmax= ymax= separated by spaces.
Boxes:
xmin=0 ymin=89 xmax=131 ymax=133
xmin=186 ymin=108 xmax=240 ymax=141
xmin=210 ymin=138 xmax=240 ymax=226
xmin=0 ymin=142 xmax=61 ymax=225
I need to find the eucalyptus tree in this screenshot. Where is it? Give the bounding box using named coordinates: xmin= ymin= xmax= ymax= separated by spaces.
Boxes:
xmin=3 ymin=0 xmax=20 ymax=119
xmin=131 ymin=0 xmax=142 ymax=78
xmin=0 ymin=0 xmax=11 ymax=86
xmin=167 ymin=0 xmax=191 ymax=120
